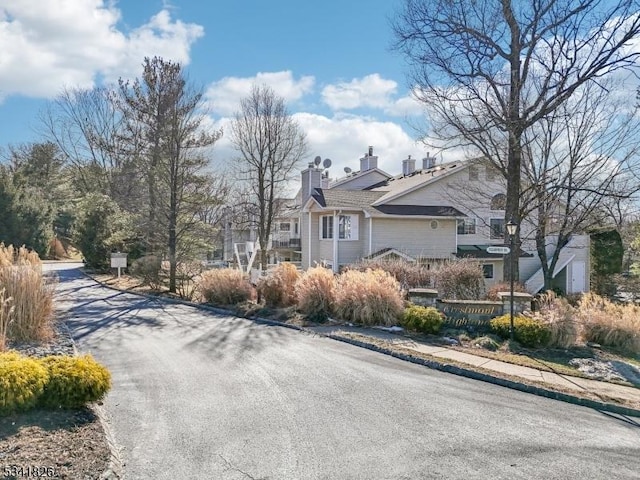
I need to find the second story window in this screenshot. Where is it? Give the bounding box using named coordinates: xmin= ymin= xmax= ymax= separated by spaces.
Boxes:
xmin=490 ymin=193 xmax=506 ymax=210
xmin=457 ymin=218 xmax=476 ymax=235
xmin=490 ymin=218 xmax=505 ymax=239
xmin=468 ymin=165 xmax=479 ymax=181
xmin=279 ymin=222 xmax=290 ymax=232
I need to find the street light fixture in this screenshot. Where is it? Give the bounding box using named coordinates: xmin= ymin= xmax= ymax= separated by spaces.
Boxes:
xmin=506 ymin=219 xmax=518 ymax=341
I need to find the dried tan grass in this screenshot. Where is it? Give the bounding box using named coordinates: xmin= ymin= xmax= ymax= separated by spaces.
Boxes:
xmin=349 ymin=258 xmax=432 ymax=289
xmin=0 ymin=288 xmax=15 ymax=350
xmin=257 ymin=263 xmax=300 ymax=308
xmin=530 ymin=291 xmax=578 ymax=348
xmin=0 ymin=245 xmax=54 ymax=342
xmin=295 ymin=266 xmax=336 ymax=321
xmin=485 ymin=281 xmax=528 ymax=301
xmin=434 ymin=259 xmax=485 ymax=300
xmin=198 ymin=268 xmax=254 ymax=305
xmin=334 ymin=268 xmax=404 ymax=326
xmin=576 ymin=292 xmax=640 ymax=354
xmin=0 ymin=243 xmax=41 ymax=267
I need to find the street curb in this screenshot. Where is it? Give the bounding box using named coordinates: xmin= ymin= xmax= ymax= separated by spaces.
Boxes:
xmin=60 ymin=298 xmax=124 ymax=479
xmin=80 ymin=270 xmax=640 ymax=419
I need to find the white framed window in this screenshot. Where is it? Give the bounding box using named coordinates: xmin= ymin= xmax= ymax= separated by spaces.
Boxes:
xmin=486 ymin=166 xmax=497 ymax=181
xmin=339 ymin=214 xmax=359 ymax=240
xmin=294 ymin=221 xmax=299 ymax=235
xmin=468 ymin=165 xmax=479 ymax=181
xmin=279 ymin=222 xmax=290 ymax=232
xmin=490 ymin=218 xmax=505 ymax=239
xmin=457 ymin=218 xmax=476 ymax=235
xmin=430 ymin=220 xmax=439 ymax=229
xmin=320 ymin=215 xmax=333 ymax=239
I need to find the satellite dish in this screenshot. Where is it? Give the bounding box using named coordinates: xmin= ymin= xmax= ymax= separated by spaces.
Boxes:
xmin=344 ymin=167 xmax=352 ymax=174
xmin=314 ymin=156 xmax=322 ymax=166
xmin=323 ymin=158 xmax=332 ymax=169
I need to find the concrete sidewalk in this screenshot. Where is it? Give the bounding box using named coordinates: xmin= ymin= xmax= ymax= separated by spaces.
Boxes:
xmin=309 ymin=325 xmax=640 ymax=408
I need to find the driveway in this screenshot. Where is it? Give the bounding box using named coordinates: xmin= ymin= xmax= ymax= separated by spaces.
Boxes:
xmin=48 ymin=264 xmax=640 ymax=480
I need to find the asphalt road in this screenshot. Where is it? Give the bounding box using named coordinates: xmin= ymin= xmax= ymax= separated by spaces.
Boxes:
xmin=47 ymin=264 xmax=640 ymax=480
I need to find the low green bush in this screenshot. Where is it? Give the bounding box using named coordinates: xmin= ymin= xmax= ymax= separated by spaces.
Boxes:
xmin=130 ymin=255 xmax=163 ymax=289
xmin=490 ymin=314 xmax=551 ymax=348
xmin=401 ymin=305 xmax=443 ymax=334
xmin=39 ymin=354 xmax=111 ymax=409
xmin=0 ymin=351 xmax=49 ymax=415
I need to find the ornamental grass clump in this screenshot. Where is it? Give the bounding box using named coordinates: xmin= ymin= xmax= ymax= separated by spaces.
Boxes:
xmin=349 ymin=258 xmax=432 ymax=289
xmin=295 ymin=266 xmax=336 ymax=321
xmin=257 ymin=262 xmax=301 ymax=308
xmin=198 ymin=268 xmax=254 ymax=306
xmin=434 ymin=259 xmax=485 ymax=300
xmin=39 ymin=354 xmax=111 ymax=409
xmin=576 ymin=292 xmax=640 ymax=354
xmin=0 ymin=244 xmax=54 ymax=342
xmin=334 ymin=268 xmax=404 ymax=326
xmin=0 ymin=352 xmax=49 ymax=415
xmin=531 ymin=290 xmax=578 ymax=348
xmin=0 ymin=289 xmax=14 ymax=351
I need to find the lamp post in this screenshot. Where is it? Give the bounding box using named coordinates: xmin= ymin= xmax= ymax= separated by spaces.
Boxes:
xmin=506 ymin=219 xmax=518 ymax=341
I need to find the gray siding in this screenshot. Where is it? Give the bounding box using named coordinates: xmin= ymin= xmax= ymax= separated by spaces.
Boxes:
xmin=371 ymin=218 xmax=457 ymax=259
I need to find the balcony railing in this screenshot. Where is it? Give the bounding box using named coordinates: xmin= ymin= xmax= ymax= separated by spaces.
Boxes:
xmin=271 ymin=232 xmax=301 ymax=249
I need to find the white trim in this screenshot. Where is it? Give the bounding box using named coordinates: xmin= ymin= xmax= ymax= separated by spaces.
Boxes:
xmin=368 ymin=248 xmax=416 ymax=262
xmin=332 ymin=211 xmax=339 ymax=272
xmin=307 ymin=211 xmax=311 ymax=268
xmin=368 ymin=216 xmax=373 ymax=256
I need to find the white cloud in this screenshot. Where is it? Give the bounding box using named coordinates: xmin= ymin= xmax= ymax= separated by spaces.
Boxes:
xmin=208 ymin=111 xmax=458 ymax=194
xmin=322 ymin=74 xmax=397 ymax=110
xmin=0 ymin=1 xmax=203 ymax=100
xmin=205 ymin=71 xmax=315 ymax=116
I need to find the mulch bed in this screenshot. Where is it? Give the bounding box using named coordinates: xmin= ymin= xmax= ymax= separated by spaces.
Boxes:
xmin=0 ymin=407 xmax=110 ymax=479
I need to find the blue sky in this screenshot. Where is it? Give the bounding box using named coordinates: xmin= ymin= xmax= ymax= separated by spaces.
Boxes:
xmin=0 ymin=0 xmax=431 ymax=177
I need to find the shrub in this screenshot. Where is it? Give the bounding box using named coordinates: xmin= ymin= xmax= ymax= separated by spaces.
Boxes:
xmin=576 ymin=292 xmax=640 ymax=354
xmin=0 ymin=352 xmax=49 ymax=415
xmin=0 ymin=245 xmax=54 ymax=342
xmin=531 ymin=291 xmax=578 ymax=348
xmin=39 ymin=355 xmax=111 ymax=409
xmin=401 ymin=305 xmax=443 ymax=334
xmin=295 ymin=266 xmax=336 ymax=321
xmin=334 ymin=269 xmax=404 ymax=326
xmin=130 ymin=255 xmax=163 ymax=289
xmin=175 ymin=261 xmax=205 ymax=301
xmin=348 ymin=258 xmax=432 ymax=289
xmin=485 ymin=281 xmax=528 ymax=301
xmin=490 ymin=314 xmax=551 ymax=348
xmin=435 ymin=260 xmax=485 ymax=300
xmin=198 ymin=268 xmax=254 ymax=305
xmin=257 ymin=263 xmax=300 ymax=308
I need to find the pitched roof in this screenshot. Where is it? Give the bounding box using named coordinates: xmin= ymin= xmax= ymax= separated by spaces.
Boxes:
xmin=328 ymin=167 xmax=392 ymax=189
xmin=373 ymin=205 xmax=466 ymax=217
xmin=309 ymin=189 xmax=464 ymax=217
xmin=369 ymin=160 xmax=469 ymax=205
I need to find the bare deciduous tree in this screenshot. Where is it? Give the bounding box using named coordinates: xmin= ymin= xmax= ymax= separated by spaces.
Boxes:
xmin=230 ymin=85 xmax=307 ymax=270
xmin=392 ymin=0 xmax=640 ymax=280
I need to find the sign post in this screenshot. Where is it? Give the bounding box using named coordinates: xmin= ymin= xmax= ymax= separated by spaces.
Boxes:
xmin=110 ymin=252 xmax=128 ymax=278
